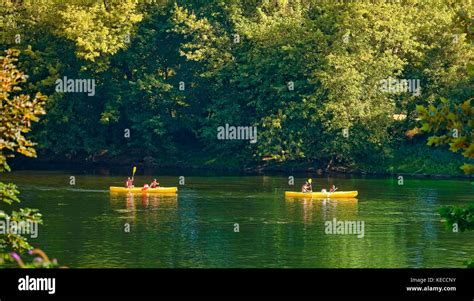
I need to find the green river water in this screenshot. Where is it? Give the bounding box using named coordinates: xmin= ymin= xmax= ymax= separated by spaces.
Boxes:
xmin=2 ymin=171 xmax=473 ymax=268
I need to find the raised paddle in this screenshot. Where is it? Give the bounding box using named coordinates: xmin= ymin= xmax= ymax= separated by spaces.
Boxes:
xmin=128 ymin=166 xmax=136 ymax=188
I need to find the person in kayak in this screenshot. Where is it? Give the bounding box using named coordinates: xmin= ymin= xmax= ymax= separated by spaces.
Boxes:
xmin=140 ymin=183 xmax=150 ymax=192
xmin=150 ymin=179 xmax=159 ymax=188
xmin=126 ymin=177 xmax=134 ymax=188
xmin=330 ymin=185 xmax=337 ymax=193
xmin=301 ymin=179 xmax=313 ymax=193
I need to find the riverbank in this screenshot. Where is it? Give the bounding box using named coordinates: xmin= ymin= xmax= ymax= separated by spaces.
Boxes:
xmin=9 ymin=137 xmax=471 ymax=178
xmin=11 ymin=148 xmax=472 ymax=179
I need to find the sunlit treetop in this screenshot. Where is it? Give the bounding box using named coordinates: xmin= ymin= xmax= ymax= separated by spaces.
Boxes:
xmin=0 ymin=49 xmax=47 ymax=172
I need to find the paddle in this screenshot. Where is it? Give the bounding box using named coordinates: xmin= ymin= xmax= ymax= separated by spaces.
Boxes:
xmin=132 ymin=166 xmax=150 ymax=192
xmin=128 ymin=166 xmax=136 ymax=189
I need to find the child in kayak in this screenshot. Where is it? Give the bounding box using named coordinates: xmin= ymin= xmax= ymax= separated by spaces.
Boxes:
xmin=142 ymin=184 xmax=150 ymax=191
xmin=150 ymin=179 xmax=159 ymax=188
xmin=126 ymin=177 xmax=134 ymax=188
xmin=330 ymin=185 xmax=337 ymax=193
xmin=301 ymin=179 xmax=313 ymax=193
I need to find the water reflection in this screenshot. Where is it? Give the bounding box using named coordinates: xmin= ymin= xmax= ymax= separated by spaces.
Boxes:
xmin=5 ymin=171 xmax=474 ymax=268
xmin=320 ymin=198 xmax=358 ymax=220
xmin=109 ymin=192 xmax=178 ymax=222
xmin=286 ymin=197 xmax=358 ymax=226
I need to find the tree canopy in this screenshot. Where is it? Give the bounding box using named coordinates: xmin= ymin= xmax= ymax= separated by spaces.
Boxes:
xmin=1 ymin=0 xmax=472 ymax=174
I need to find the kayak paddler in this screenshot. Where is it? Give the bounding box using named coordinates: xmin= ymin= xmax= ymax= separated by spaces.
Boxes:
xmin=126 ymin=177 xmax=134 ymax=188
xmin=301 ymin=178 xmax=313 ymax=193
xmin=126 ymin=166 xmax=137 ymax=188
xmin=142 ymin=183 xmax=150 ymax=191
xmin=150 ymin=179 xmax=159 ymax=188
xmin=330 ymin=185 xmax=337 ymax=193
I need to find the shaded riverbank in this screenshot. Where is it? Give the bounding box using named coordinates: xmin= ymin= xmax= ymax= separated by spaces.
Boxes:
xmin=11 ymin=150 xmax=472 ymax=180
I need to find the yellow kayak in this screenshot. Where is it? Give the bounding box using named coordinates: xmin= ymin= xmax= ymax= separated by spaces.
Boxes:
xmin=286 ymin=197 xmax=358 ymax=202
xmin=285 ymin=191 xmax=358 ymax=198
xmin=109 ymin=186 xmax=178 ymax=193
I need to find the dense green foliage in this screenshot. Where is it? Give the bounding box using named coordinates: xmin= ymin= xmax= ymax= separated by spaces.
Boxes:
xmin=439 ymin=203 xmax=474 ymax=267
xmin=418 ymin=98 xmax=473 ymax=174
xmin=0 ymin=49 xmax=45 ymax=265
xmin=417 ymin=9 xmax=474 ymax=174
xmin=440 ymin=203 xmax=474 ymax=233
xmin=1 ymin=0 xmax=472 ymax=174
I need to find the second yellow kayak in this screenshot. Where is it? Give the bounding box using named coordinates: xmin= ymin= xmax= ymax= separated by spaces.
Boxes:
xmin=109 ymin=186 xmax=178 ymax=193
xmin=285 ymin=191 xmax=358 ymax=198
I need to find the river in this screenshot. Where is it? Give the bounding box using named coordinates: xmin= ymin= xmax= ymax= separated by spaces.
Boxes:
xmin=2 ymin=171 xmax=473 ymax=268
